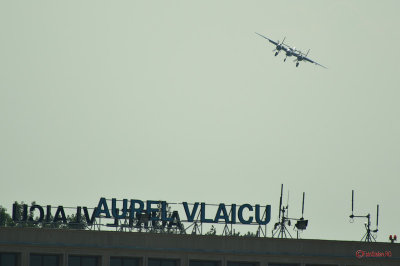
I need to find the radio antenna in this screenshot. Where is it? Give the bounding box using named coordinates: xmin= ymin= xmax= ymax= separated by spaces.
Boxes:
xmin=348 ymin=190 xmax=379 ymax=242
xmin=377 ymin=204 xmax=379 ymax=229
xmin=351 ymin=190 xmax=354 ymax=216
xmin=278 ymin=184 xmax=283 ymax=220
xmin=272 ymin=184 xmax=291 ymax=238
xmin=373 ymin=205 xmax=379 ymax=233
xmin=286 ymin=190 xmax=290 ymax=220
xmin=272 ymin=184 xmax=308 ymax=239
xmin=301 ymin=192 xmax=305 ymax=219
xmin=295 ymin=192 xmax=308 ymax=239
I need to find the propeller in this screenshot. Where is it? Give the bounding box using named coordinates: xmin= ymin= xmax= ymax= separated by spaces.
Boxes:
xmin=277 ymin=37 xmax=286 ymax=50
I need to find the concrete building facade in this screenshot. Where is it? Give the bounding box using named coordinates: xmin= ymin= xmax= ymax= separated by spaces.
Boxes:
xmin=0 ymin=227 xmax=399 ymax=266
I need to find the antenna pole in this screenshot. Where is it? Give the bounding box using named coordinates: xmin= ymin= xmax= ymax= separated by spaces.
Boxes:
xmin=279 ymin=184 xmax=283 ymax=219
xmin=349 ymin=190 xmax=378 ymax=242
xmin=302 ymin=192 xmax=305 ymax=219
xmin=287 ymin=190 xmax=290 ymax=218
xmin=273 ymin=185 xmax=308 ymax=239
xmin=376 ymin=204 xmax=379 ymax=228
xmin=351 ymin=190 xmax=354 ymax=216
xmin=367 ymin=213 xmax=371 ymax=242
xmin=272 ymin=184 xmax=294 ymax=239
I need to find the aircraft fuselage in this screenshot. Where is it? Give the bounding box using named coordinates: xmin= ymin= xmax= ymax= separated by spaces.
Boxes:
xmin=285 ymin=49 xmax=295 ymax=57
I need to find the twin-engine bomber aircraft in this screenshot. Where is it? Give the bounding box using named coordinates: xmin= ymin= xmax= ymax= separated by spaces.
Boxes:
xmin=255 ymin=32 xmax=327 ymax=69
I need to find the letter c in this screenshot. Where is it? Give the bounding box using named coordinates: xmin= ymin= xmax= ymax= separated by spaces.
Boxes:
xmin=238 ymin=204 xmax=253 ymax=224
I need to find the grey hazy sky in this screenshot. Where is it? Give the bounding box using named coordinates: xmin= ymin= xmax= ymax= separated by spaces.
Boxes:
xmin=1 ymin=1 xmax=400 ymax=241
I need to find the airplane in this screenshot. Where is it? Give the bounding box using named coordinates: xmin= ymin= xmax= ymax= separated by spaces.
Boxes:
xmin=255 ymin=32 xmax=327 ymax=69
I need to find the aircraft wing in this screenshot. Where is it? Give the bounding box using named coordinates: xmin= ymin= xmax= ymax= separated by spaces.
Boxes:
xmin=255 ymin=32 xmax=279 ymax=46
xmin=304 ymin=56 xmax=327 ymax=69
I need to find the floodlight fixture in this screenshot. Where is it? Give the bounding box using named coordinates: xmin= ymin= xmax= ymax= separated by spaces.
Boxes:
xmin=295 ymin=218 xmax=308 ymax=230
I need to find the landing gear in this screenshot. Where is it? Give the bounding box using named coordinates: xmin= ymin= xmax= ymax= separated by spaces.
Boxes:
xmin=275 ymin=52 xmax=278 ymax=56
xmin=296 ymin=62 xmax=299 ymax=67
xmin=284 ymin=58 xmax=287 ymax=62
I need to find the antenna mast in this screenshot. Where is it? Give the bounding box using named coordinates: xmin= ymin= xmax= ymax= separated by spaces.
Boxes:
xmin=272 ymin=184 xmax=292 ymax=238
xmin=272 ymin=184 xmax=309 ymax=239
xmin=349 ymin=190 xmax=379 ymax=242
xmin=295 ymin=192 xmax=308 ymax=239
